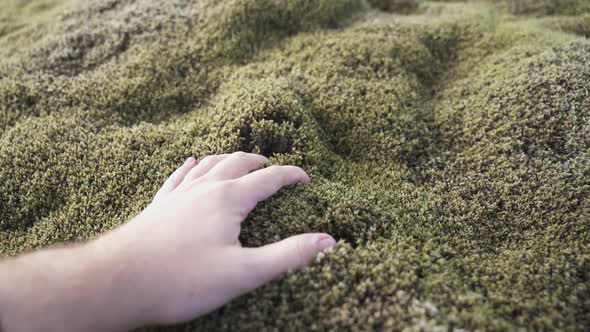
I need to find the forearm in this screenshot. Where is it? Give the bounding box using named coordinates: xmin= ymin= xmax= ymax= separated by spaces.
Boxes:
xmin=0 ymin=233 xmax=153 ymax=332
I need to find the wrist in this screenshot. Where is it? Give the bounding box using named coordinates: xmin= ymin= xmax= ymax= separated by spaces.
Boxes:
xmin=89 ymin=227 xmax=161 ymax=330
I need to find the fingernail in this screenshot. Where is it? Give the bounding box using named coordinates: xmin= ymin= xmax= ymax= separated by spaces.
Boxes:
xmin=300 ymin=172 xmax=311 ymax=184
xmin=186 ymin=157 xmax=195 ymax=164
xmin=316 ymin=235 xmax=336 ymax=252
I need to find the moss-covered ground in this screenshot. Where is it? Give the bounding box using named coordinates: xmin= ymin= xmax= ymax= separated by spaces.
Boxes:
xmin=1 ymin=0 xmax=589 ymax=330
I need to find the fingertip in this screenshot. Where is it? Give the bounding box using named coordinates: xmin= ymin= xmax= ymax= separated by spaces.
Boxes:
xmin=241 ymin=233 xmax=337 ymax=291
xmin=298 ymin=168 xmax=311 ymax=184
xmin=250 ymin=152 xmax=269 ymax=163
xmin=302 ymin=172 xmax=311 ymax=184
xmin=316 ymin=234 xmax=336 ymax=252
xmin=186 ymin=156 xmax=196 ymax=165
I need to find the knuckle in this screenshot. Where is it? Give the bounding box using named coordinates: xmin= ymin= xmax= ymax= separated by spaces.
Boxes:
xmin=232 ymin=151 xmax=248 ymax=159
xmin=163 ymin=175 xmax=179 ymax=189
xmin=187 ymin=176 xmax=205 ymax=189
xmin=287 ymin=165 xmax=302 ymax=174
xmin=168 ymin=172 xmax=181 ymax=183
xmin=214 ymin=180 xmax=236 ymax=198
xmin=200 ymin=155 xmax=215 ymax=165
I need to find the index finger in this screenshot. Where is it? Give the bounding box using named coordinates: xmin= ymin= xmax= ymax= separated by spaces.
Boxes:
xmin=234 ymin=165 xmax=311 ymax=209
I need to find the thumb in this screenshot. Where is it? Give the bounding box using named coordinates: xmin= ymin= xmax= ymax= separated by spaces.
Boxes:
xmin=241 ymin=233 xmax=337 ymax=291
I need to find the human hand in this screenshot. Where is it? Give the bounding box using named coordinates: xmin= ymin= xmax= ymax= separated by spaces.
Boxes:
xmin=102 ymin=152 xmax=337 ymax=327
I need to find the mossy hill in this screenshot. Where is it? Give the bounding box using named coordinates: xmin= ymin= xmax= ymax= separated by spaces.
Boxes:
xmin=1 ymin=0 xmax=589 ymax=330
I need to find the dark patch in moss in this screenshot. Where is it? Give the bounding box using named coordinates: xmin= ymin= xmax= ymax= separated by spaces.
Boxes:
xmin=367 ymin=0 xmax=419 ymax=14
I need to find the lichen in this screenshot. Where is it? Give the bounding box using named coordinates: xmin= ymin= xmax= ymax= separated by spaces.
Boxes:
xmin=1 ymin=0 xmax=589 ymax=331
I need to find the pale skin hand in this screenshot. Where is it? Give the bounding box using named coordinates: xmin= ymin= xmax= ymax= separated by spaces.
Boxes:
xmin=0 ymin=152 xmax=337 ymax=331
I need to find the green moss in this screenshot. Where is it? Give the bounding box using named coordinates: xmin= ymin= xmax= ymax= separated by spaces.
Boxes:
xmin=0 ymin=0 xmax=63 ymax=37
xmin=1 ymin=0 xmax=589 ymax=331
xmin=497 ymin=0 xmax=590 ymax=16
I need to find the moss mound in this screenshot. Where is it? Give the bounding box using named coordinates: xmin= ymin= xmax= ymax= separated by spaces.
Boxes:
xmin=1 ymin=0 xmax=589 ymax=330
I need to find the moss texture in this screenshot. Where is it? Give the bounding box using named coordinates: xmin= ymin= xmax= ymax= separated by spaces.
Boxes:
xmin=1 ymin=0 xmax=589 ymax=330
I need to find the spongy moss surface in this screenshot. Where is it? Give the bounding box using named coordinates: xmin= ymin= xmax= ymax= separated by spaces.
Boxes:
xmin=1 ymin=0 xmax=589 ymax=330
